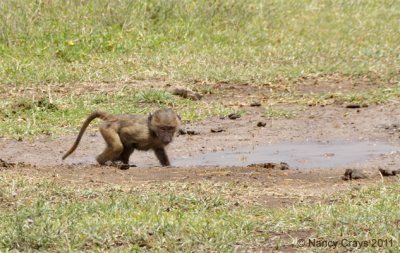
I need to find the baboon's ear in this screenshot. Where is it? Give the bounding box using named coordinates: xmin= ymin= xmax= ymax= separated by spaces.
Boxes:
xmin=177 ymin=114 xmax=182 ymax=121
xmin=147 ymin=113 xmax=153 ymax=124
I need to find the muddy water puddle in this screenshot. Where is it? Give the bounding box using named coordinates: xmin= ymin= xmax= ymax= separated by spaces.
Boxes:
xmin=173 ymin=141 xmax=398 ymax=169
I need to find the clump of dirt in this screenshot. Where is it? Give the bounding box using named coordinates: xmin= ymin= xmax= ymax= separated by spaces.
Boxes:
xmin=250 ymin=101 xmax=262 ymax=107
xmin=210 ymin=127 xmax=226 ymax=133
xmin=248 ymin=162 xmax=290 ymax=170
xmin=257 ymin=121 xmax=267 ymax=127
xmin=228 ymin=113 xmax=241 ymax=120
xmin=171 ymin=88 xmax=202 ymax=101
xmin=379 ymin=168 xmax=400 ymax=177
xmin=0 ymin=158 xmax=15 ymax=168
xmin=341 ymin=169 xmax=368 ymax=180
xmin=345 ymin=103 xmax=368 ymax=109
xmin=178 ymin=129 xmax=200 ymax=136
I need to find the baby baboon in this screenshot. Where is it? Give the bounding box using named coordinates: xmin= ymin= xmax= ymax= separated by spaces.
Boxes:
xmin=62 ymin=108 xmax=180 ymax=168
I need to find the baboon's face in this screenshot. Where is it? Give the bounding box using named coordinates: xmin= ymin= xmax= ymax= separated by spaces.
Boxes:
xmin=156 ymin=126 xmax=176 ymax=144
xmin=149 ymin=108 xmax=180 ymax=145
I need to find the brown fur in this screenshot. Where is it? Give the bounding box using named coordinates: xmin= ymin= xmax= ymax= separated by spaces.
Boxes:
xmin=62 ymin=108 xmax=180 ymax=168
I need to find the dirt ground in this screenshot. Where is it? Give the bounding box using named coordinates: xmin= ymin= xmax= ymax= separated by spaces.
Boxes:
xmin=1 ymin=77 xmax=400 ymax=207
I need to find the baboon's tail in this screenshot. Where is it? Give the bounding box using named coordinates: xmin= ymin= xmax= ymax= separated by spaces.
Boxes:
xmin=62 ymin=111 xmax=111 ymax=160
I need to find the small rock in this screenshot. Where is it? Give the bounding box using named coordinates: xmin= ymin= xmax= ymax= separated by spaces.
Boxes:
xmin=341 ymin=169 xmax=367 ymax=180
xmin=257 ymin=121 xmax=267 ymax=127
xmin=210 ymin=127 xmax=226 ymax=133
xmin=250 ymin=102 xmax=262 ymax=107
xmin=345 ymin=103 xmax=368 ymax=109
xmin=105 ymin=161 xmax=130 ymax=170
xmin=119 ymin=164 xmax=130 ymax=170
xmin=178 ymin=129 xmax=187 ymax=135
xmin=0 ymin=159 xmax=15 ymax=168
xmin=178 ymin=129 xmax=200 ymax=135
xmin=247 ymin=162 xmax=290 ymax=170
xmin=379 ymin=168 xmax=398 ymax=177
xmin=171 ymin=88 xmax=202 ymax=100
xmin=228 ymin=113 xmax=241 ymax=120
xmin=345 ymin=104 xmax=361 ymax=109
xmin=278 ymin=162 xmax=290 ymax=170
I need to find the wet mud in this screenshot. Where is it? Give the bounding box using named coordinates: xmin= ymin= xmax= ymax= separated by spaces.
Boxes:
xmin=174 ymin=141 xmax=398 ymax=169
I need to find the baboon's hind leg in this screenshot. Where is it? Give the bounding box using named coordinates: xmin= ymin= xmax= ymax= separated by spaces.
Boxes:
xmin=96 ymin=125 xmax=123 ymax=164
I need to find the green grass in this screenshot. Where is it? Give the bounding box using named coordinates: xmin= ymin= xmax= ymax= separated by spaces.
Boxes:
xmin=1 ymin=0 xmax=399 ymax=85
xmin=263 ymin=106 xmax=295 ymax=119
xmin=0 ymin=173 xmax=399 ymax=252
